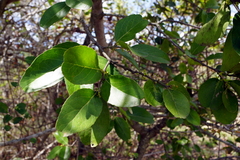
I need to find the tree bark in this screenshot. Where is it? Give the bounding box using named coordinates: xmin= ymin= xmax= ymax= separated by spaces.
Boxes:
xmin=0 ymin=0 xmax=19 ymax=18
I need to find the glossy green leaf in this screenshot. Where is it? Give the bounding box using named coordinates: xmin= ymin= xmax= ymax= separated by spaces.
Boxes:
xmin=221 ymin=30 xmax=240 ymax=72
xmin=144 ymin=80 xmax=163 ymax=106
xmin=126 ymin=107 xmax=154 ymax=124
xmin=114 ymin=14 xmax=148 ymax=42
xmin=168 ymin=81 xmax=191 ymax=100
xmin=198 ymin=78 xmax=224 ymax=110
xmin=212 ymin=104 xmax=238 ymax=124
xmin=232 ymin=12 xmax=240 ymax=56
xmin=101 ymin=75 xmax=144 ymax=107
xmin=0 ymin=102 xmax=8 ymax=113
xmin=66 ymin=0 xmax=92 ymax=10
xmin=47 ymin=146 xmax=62 ymax=159
xmin=91 ymin=102 xmax=110 ymax=147
xmin=53 ymin=42 xmax=79 ymax=49
xmin=116 ymin=49 xmax=139 ymax=70
xmin=62 ymin=45 xmax=102 ymax=85
xmin=130 ymin=44 xmax=170 ymax=63
xmin=229 ymin=80 xmax=240 ymax=97
xmin=53 ymin=131 xmax=68 ymax=145
xmin=186 ymin=109 xmax=201 ymax=126
xmin=163 ymin=89 xmax=190 ymax=118
xmin=40 ymin=2 xmax=71 ymax=28
xmin=20 ymin=48 xmax=65 ymax=92
xmin=114 ymin=117 xmax=131 ymax=141
xmin=222 ymin=89 xmax=238 ymax=113
xmin=56 ymin=89 xmax=102 ymax=134
xmin=194 ymin=2 xmax=230 ymax=45
xmin=59 ymin=146 xmax=70 ymax=160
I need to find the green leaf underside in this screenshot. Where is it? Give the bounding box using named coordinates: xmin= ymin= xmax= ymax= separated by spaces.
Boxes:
xmin=212 ymin=104 xmax=238 ymax=124
xmin=144 ymin=80 xmax=163 ymax=106
xmin=198 ymin=78 xmax=224 ymax=110
xmin=163 ymin=89 xmax=190 ymax=118
xmin=116 ymin=49 xmax=140 ymax=70
xmin=56 ymin=89 xmax=102 ymax=134
xmin=194 ymin=2 xmax=230 ymax=45
xmin=62 ymin=45 xmax=102 ymax=85
xmin=127 ymin=107 xmax=154 ymax=124
xmin=40 ymin=2 xmax=71 ymax=28
xmin=114 ymin=14 xmax=148 ymax=42
xmin=130 ymin=44 xmax=170 ymax=63
xmin=53 ymin=131 xmax=68 ymax=145
xmin=101 ymin=75 xmax=144 ymax=107
xmin=114 ymin=117 xmax=131 ymax=141
xmin=222 ymin=89 xmax=238 ymax=113
xmin=232 ymin=12 xmax=240 ymax=56
xmin=91 ymin=102 xmax=110 ymax=147
xmin=66 ymin=0 xmax=92 ymax=10
xmin=20 ymin=48 xmax=65 ymax=92
xmin=186 ymin=109 xmax=201 ymax=126
xmin=221 ymin=29 xmax=240 ymax=72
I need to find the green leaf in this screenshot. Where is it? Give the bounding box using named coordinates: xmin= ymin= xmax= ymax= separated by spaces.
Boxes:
xmin=3 ymin=115 xmax=12 ymax=123
xmin=212 ymin=104 xmax=238 ymax=124
xmin=163 ymin=89 xmax=190 ymax=118
xmin=205 ymin=0 xmax=219 ymax=9
xmin=206 ymin=53 xmax=222 ymax=60
xmin=78 ymin=128 xmax=91 ymax=145
xmin=4 ymin=125 xmax=11 ymax=131
xmin=144 ymin=80 xmax=163 ymax=106
xmin=126 ymin=107 xmax=154 ymax=124
xmin=53 ymin=42 xmax=79 ymax=49
xmin=64 ymin=78 xmax=80 ymax=95
xmin=90 ymin=102 xmax=110 ymax=147
xmin=25 ymin=56 xmax=36 ymax=65
xmin=98 ymin=56 xmax=120 ymax=75
xmin=53 ymin=131 xmax=68 ymax=145
xmin=116 ymin=49 xmax=140 ymax=70
xmin=229 ymin=80 xmax=240 ymax=97
xmin=47 ymin=146 xmax=62 ymax=159
xmin=20 ymin=48 xmax=65 ymax=92
xmin=114 ymin=117 xmax=131 ymax=141
xmin=15 ymin=103 xmax=27 ymax=115
xmin=62 ymin=45 xmax=102 ymax=85
xmin=66 ymin=0 xmax=92 ymax=10
xmin=0 ymin=102 xmax=8 ymax=113
xmin=168 ymin=81 xmax=191 ymax=100
xmin=13 ymin=117 xmax=23 ymax=124
xmin=221 ymin=29 xmax=240 ymax=72
xmin=101 ymin=75 xmax=144 ymax=107
xmin=59 ymin=146 xmax=70 ymax=160
xmin=194 ymin=2 xmax=230 ymax=45
xmin=11 ymin=82 xmax=18 ymax=87
xmin=40 ymin=2 xmax=71 ymax=28
xmin=232 ymin=12 xmax=240 ymax=56
xmin=114 ymin=14 xmax=148 ymax=42
xmin=198 ymin=78 xmax=224 ymax=110
xmin=186 ymin=109 xmax=201 ymax=126
xmin=130 ymin=44 xmax=170 ymax=63
xmin=56 ymin=89 xmax=102 ymax=134
xmin=222 ymin=89 xmax=238 ymax=113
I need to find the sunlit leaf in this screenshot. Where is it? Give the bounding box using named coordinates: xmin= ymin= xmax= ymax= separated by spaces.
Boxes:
xmin=53 ymin=131 xmax=68 ymax=145
xmin=62 ymin=45 xmax=102 ymax=85
xmin=114 ymin=117 xmax=131 ymax=141
xmin=98 ymin=56 xmax=120 ymax=75
xmin=53 ymin=42 xmax=79 ymax=49
xmin=66 ymin=0 xmax=92 ymax=10
xmin=130 ymin=44 xmax=170 ymax=63
xmin=114 ymin=14 xmax=148 ymax=42
xmin=47 ymin=146 xmax=62 ymax=159
xmin=101 ymin=75 xmax=144 ymax=107
xmin=163 ymin=89 xmax=190 ymax=118
xmin=144 ymin=80 xmax=163 ymax=106
xmin=40 ymin=2 xmax=71 ymax=28
xmin=56 ymin=89 xmax=102 ymax=134
xmin=59 ymin=146 xmax=70 ymax=160
xmin=20 ymin=48 xmax=65 ymax=92
xmin=126 ymin=107 xmax=154 ymax=124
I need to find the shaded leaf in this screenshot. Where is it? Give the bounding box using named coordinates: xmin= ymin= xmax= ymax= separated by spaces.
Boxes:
xmin=15 ymin=103 xmax=27 ymax=115
xmin=126 ymin=107 xmax=154 ymax=124
xmin=53 ymin=42 xmax=79 ymax=49
xmin=47 ymin=146 xmax=62 ymax=159
xmin=144 ymin=80 xmax=163 ymax=106
xmin=20 ymin=48 xmax=65 ymax=92
xmin=114 ymin=14 xmax=148 ymax=42
xmin=116 ymin=49 xmax=139 ymax=70
xmin=163 ymin=89 xmax=190 ymax=118
xmin=3 ymin=115 xmax=12 ymax=123
xmin=194 ymin=2 xmax=230 ymax=45
xmin=0 ymin=102 xmax=8 ymax=113
xmin=198 ymin=78 xmax=224 ymax=110
xmin=56 ymin=89 xmax=102 ymax=134
xmin=229 ymin=80 xmax=240 ymax=97
xmin=62 ymin=45 xmax=102 ymax=85
xmin=101 ymin=75 xmax=144 ymax=107
xmin=114 ymin=117 xmax=131 ymax=141
xmin=59 ymin=146 xmax=70 ymax=160
xmin=186 ymin=109 xmax=201 ymax=126
xmin=168 ymin=81 xmax=191 ymax=100
xmin=13 ymin=117 xmax=23 ymax=124
xmin=98 ymin=56 xmax=120 ymax=75
xmin=130 ymin=44 xmax=170 ymax=63
xmin=232 ymin=12 xmax=240 ymax=56
xmin=78 ymin=128 xmax=91 ymax=145
xmin=222 ymin=89 xmax=238 ymax=113
xmin=212 ymin=104 xmax=238 ymax=124
xmin=205 ymin=0 xmax=219 ymax=9
xmin=40 ymin=2 xmax=71 ymax=28
xmin=66 ymin=0 xmax=92 ymax=10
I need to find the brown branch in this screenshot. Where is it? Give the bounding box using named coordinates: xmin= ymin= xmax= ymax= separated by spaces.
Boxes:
xmin=0 ymin=128 xmax=56 ymax=147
